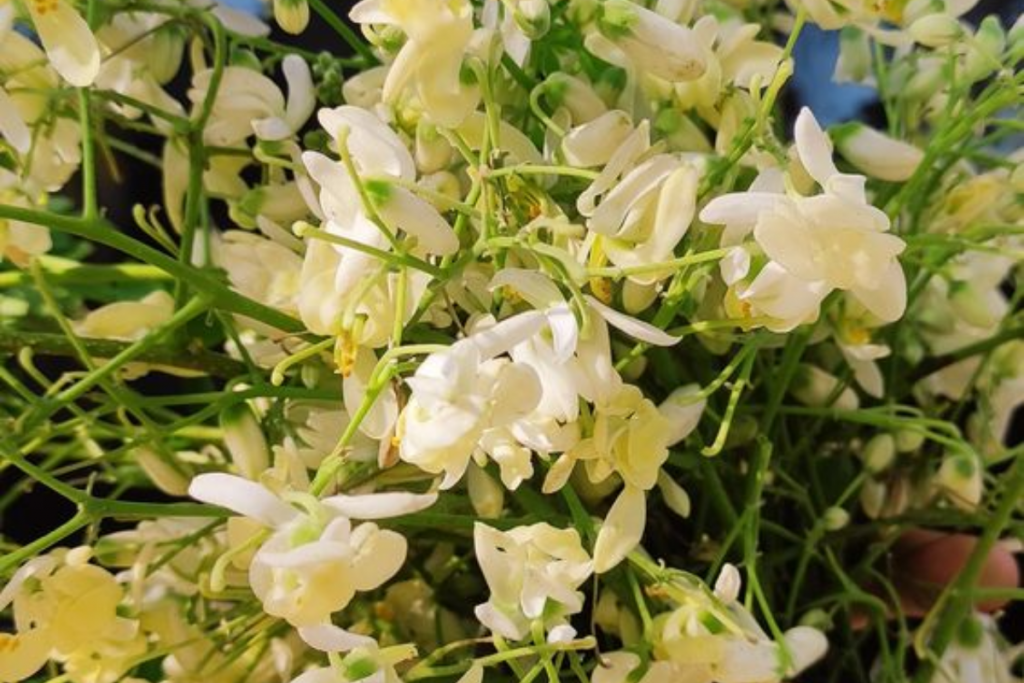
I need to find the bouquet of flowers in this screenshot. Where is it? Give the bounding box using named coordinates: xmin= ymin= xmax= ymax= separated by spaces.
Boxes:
xmin=0 ymin=0 xmax=1021 ymax=681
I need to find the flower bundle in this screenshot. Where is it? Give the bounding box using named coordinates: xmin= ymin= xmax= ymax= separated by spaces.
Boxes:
xmin=0 ymin=1 xmax=1021 ymax=683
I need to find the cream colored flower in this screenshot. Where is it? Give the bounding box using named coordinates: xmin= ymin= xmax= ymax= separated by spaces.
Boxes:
xmin=189 ymin=473 xmax=435 ymax=647
xmin=190 ymin=55 xmax=314 ymax=145
xmin=474 ymin=522 xmax=593 ymax=640
xmin=349 ymin=0 xmax=480 ymax=126
xmin=0 ymin=547 xmax=142 ymax=683
xmin=398 ymin=312 xmax=546 ymax=489
xmin=702 ymin=108 xmax=908 ymax=324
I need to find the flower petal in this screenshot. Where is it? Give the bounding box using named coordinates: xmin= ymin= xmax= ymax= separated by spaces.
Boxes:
xmin=593 ymin=485 xmax=646 ymax=573
xmin=794 ymin=107 xmax=839 ymax=188
xmin=29 ymin=0 xmax=100 ymax=87
xmin=188 ymin=473 xmax=297 ymax=527
xmin=321 ymin=491 xmax=438 ymax=519
xmin=586 ymin=296 xmax=681 ymax=346
xmin=298 ymin=623 xmax=376 ymax=652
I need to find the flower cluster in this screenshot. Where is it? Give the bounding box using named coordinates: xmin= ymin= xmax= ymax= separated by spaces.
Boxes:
xmin=0 ymin=0 xmax=1020 ymax=683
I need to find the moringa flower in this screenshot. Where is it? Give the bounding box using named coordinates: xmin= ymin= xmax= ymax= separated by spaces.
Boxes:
xmin=349 ymin=0 xmax=480 ymax=126
xmin=702 ymin=107 xmax=908 ymax=325
xmin=188 ymin=473 xmax=436 ymax=645
xmin=473 ymin=522 xmax=593 ymax=641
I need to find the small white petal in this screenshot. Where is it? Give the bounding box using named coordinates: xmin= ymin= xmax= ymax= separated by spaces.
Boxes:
xmin=298 ymin=623 xmax=376 ymax=652
xmin=656 ymin=471 xmax=691 ymax=519
xmin=587 ymin=296 xmax=681 ymax=346
xmin=455 ymin=663 xmax=485 ymax=683
xmin=593 ymin=485 xmax=646 ymax=573
xmin=794 ymin=107 xmax=839 ymax=188
xmin=188 ymin=473 xmax=297 ymax=527
xmin=322 ymin=492 xmax=438 ymax=519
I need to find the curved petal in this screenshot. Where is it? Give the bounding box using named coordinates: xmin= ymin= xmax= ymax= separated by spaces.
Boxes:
xmin=850 ymin=259 xmax=907 ymax=323
xmin=0 ymin=86 xmax=30 ymax=154
xmin=298 ymin=623 xmax=376 ymax=653
xmin=29 ymin=0 xmax=100 ymax=87
xmin=283 ymin=55 xmax=316 ymax=132
xmin=322 ymin=492 xmax=438 ymax=520
xmin=699 ymin=192 xmax=781 ymax=227
xmin=586 ymin=296 xmax=681 ymax=346
xmin=188 ymin=473 xmax=298 ymax=527
xmin=794 ymin=107 xmax=838 ymax=188
xmin=593 ymin=485 xmax=646 ymax=573
xmin=350 ymin=528 xmax=407 ymax=590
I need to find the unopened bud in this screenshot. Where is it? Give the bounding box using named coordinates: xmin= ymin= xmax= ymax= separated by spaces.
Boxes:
xmin=822 ymin=507 xmax=850 ymax=531
xmin=135 ymin=447 xmax=190 ymax=497
xmin=220 ymin=402 xmax=270 ymax=480
xmin=467 ymin=463 xmax=505 ymax=519
xmin=895 ymin=429 xmax=925 ymax=453
xmin=274 ymin=0 xmax=309 ymax=35
xmin=861 ymin=433 xmax=896 ymax=474
xmin=934 ymin=452 xmax=982 ymax=510
xmin=909 ymin=14 xmax=962 ymax=48
xmin=514 ymin=0 xmax=551 ymax=39
xmin=714 ymin=563 xmax=742 ymax=605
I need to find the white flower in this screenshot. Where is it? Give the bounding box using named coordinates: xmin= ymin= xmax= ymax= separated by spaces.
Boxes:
xmin=215 ymin=231 xmax=304 ymax=318
xmin=190 ymin=55 xmax=314 ymax=145
xmin=589 ymin=0 xmax=706 ymax=83
xmin=290 ymin=644 xmax=414 ymax=683
xmin=925 ymin=613 xmax=1022 ymax=683
xmin=5 ymin=0 xmax=101 ymax=87
xmin=701 ymin=108 xmax=908 ymax=325
xmin=188 ymin=473 xmax=436 ymax=645
xmin=398 ymin=312 xmax=546 ymax=489
xmin=588 ymin=156 xmax=700 ymax=285
xmin=473 ymin=522 xmax=593 ymax=641
xmin=592 ymin=483 xmax=646 ymax=573
xmin=0 ymin=548 xmax=142 ymax=683
xmin=299 ymin=106 xmax=457 ymax=336
xmin=349 ymin=0 xmax=480 ymax=126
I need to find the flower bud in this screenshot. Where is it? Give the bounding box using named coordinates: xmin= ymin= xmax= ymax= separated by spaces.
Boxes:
xmin=658 ymin=384 xmax=706 ymax=447
xmin=415 ymin=120 xmax=453 ymax=174
xmin=834 ymin=27 xmax=873 ymax=84
xmin=542 ymin=73 xmax=607 ymax=123
xmin=791 ymin=364 xmax=860 ymax=411
xmin=833 ymin=123 xmax=923 ymax=182
xmin=467 ymin=463 xmax=505 ymax=519
xmin=909 ymin=14 xmax=962 ymax=47
xmin=274 ymin=0 xmax=309 ymax=35
xmin=621 ymin=278 xmax=659 ymax=314
xmin=962 ymin=17 xmax=1005 ymax=84
xmin=860 ymin=477 xmax=886 ymax=519
xmin=860 ymin=433 xmax=896 ymax=474
xmin=220 ymin=403 xmax=270 ymax=480
xmin=822 ymin=507 xmax=850 ymax=531
xmin=895 ymin=428 xmax=925 ymax=453
xmin=135 ymin=447 xmax=190 ymax=496
xmin=714 ymin=563 xmax=742 ymax=604
xmin=656 ymin=471 xmax=691 ymax=519
xmin=562 ymin=110 xmax=634 ymax=168
xmin=934 ymin=452 xmax=982 ymax=510
xmin=513 ymin=0 xmax=551 ymax=39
